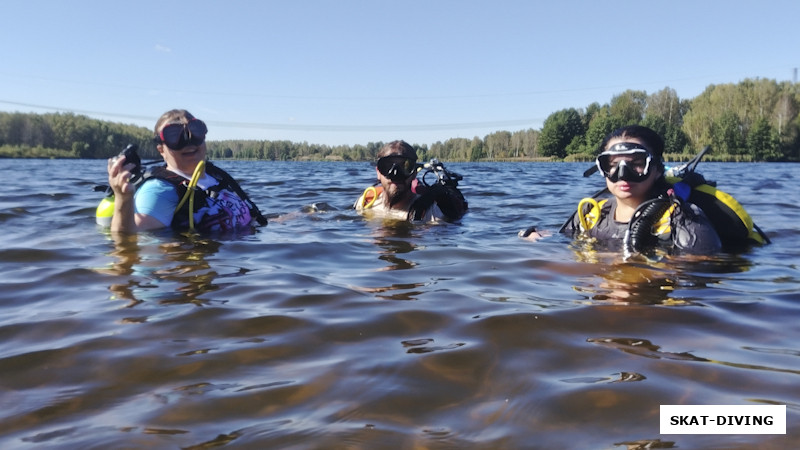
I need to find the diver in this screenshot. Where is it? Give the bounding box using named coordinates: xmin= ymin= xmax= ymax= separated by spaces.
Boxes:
xmin=558 ymin=125 xmax=722 ymax=255
xmin=104 ymin=109 xmax=267 ymax=233
xmin=354 ymin=140 xmax=467 ymax=222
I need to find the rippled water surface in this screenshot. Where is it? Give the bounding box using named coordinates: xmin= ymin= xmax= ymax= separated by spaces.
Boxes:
xmin=1 ymin=158 xmax=798 ymax=449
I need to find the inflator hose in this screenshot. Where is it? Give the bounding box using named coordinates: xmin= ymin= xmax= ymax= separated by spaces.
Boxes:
xmin=174 ymin=161 xmax=206 ymax=231
xmin=624 ymin=197 xmax=673 ymax=254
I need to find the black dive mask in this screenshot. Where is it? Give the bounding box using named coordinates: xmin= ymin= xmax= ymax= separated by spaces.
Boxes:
xmin=596 ymin=143 xmax=654 ymax=183
xmin=155 ymin=119 xmax=208 ymax=150
xmin=377 ymin=156 xmax=417 ymax=182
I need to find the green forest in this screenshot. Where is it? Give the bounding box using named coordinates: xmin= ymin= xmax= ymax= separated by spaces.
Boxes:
xmin=1 ymin=78 xmax=798 ymax=162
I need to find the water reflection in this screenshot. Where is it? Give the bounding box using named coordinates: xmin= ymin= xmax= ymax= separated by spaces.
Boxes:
xmin=351 ymin=220 xmax=429 ymax=299
xmin=587 ymin=337 xmax=710 ymax=362
xmin=4 ymin=161 xmax=797 ymax=448
xmin=613 ymin=439 xmax=676 ymax=449
xmin=569 ymin=255 xmax=683 ymax=305
xmin=365 ymin=219 xmax=431 ymax=270
xmin=100 ymin=232 xmax=225 ymax=309
xmin=570 ymin=241 xmax=756 ymax=305
xmin=374 ymin=236 xmax=417 ymax=272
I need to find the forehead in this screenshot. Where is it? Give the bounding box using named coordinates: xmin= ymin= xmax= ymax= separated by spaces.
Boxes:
xmin=606 ymin=136 xmax=646 ymax=149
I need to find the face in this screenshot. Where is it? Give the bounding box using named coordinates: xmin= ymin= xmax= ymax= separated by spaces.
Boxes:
xmin=375 ymin=154 xmax=416 ymax=207
xmin=601 ymin=137 xmax=661 ymax=203
xmin=156 ymin=120 xmax=207 ymax=174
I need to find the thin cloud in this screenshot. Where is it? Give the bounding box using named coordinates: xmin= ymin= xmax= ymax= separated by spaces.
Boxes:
xmin=154 ymin=44 xmax=171 ymax=53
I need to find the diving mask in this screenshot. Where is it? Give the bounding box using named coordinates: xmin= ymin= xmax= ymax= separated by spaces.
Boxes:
xmin=377 ymin=156 xmax=417 ymax=181
xmin=596 ymin=143 xmax=653 ymax=183
xmin=156 ymin=119 xmax=208 ymax=150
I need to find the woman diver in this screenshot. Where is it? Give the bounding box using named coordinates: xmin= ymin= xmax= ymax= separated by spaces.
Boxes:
xmin=105 ymin=109 xmax=267 ymax=233
xmin=560 ymin=125 xmax=722 ymax=255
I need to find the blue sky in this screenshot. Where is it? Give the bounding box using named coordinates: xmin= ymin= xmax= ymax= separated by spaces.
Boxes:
xmin=1 ymin=0 xmax=797 ymax=146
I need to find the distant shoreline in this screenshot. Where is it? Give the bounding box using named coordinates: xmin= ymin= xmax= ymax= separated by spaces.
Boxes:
xmin=1 ymin=153 xmax=791 ymax=163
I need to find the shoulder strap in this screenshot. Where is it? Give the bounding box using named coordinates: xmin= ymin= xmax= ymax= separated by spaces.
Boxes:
xmin=144 ymin=164 xmax=182 ymax=184
xmin=142 ymin=164 xmax=190 ymax=198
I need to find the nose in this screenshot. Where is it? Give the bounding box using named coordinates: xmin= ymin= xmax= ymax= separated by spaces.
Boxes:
xmin=617 ymin=161 xmax=633 ymax=179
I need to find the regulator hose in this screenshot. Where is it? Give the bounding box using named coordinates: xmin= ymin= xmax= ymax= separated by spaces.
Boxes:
xmin=624 ymin=196 xmax=673 ymax=255
xmin=174 ymin=160 xmax=206 ymax=231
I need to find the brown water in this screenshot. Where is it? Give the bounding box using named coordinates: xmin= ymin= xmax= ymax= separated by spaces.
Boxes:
xmin=0 ymin=159 xmax=798 ymax=449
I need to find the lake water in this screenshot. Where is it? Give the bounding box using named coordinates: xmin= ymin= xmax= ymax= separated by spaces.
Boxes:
xmin=0 ymin=158 xmax=798 ymax=449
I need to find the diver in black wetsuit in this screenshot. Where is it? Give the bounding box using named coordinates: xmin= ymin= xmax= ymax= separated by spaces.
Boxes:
xmin=561 ymin=125 xmax=721 ymax=255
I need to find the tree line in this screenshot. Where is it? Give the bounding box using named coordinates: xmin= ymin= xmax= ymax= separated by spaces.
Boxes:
xmin=1 ymin=77 xmax=798 ymax=162
xmin=537 ymin=78 xmax=799 ymax=162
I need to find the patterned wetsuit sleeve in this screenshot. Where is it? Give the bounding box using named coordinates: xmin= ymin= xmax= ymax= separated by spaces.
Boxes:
xmin=134 ymin=179 xmax=180 ymax=226
xmin=671 ymin=202 xmax=722 ymax=253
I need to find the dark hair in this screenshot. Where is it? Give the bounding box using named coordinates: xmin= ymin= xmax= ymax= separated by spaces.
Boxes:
xmin=377 ymin=140 xmax=417 ymax=161
xmin=599 ymin=125 xmax=664 ymax=161
xmin=154 ymin=109 xmax=195 ymax=138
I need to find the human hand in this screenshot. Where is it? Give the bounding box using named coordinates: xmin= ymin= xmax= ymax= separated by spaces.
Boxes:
xmin=107 ymin=156 xmax=137 ymax=197
xmin=518 ymin=226 xmax=550 ymax=241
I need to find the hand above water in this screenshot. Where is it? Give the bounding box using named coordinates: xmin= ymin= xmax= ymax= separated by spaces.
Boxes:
xmin=518 ymin=226 xmax=550 ymax=241
xmin=107 ymin=155 xmax=137 ymax=198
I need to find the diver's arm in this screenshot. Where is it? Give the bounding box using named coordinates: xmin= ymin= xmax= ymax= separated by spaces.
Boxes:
xmin=672 ymin=203 xmax=722 ymax=253
xmin=112 ymin=208 xmax=165 ymax=232
xmin=518 ymin=226 xmax=549 ymax=241
xmin=108 ymin=156 xmax=138 ymax=233
xmin=107 ymin=157 xmax=165 ymax=233
xmin=111 ymin=199 xmax=167 ymax=233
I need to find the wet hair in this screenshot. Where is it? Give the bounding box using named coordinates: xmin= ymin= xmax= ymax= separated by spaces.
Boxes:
xmin=154 ymin=109 xmax=195 ymax=137
xmin=377 ymin=140 xmax=417 ymax=161
xmin=599 ymin=125 xmax=664 ymax=164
